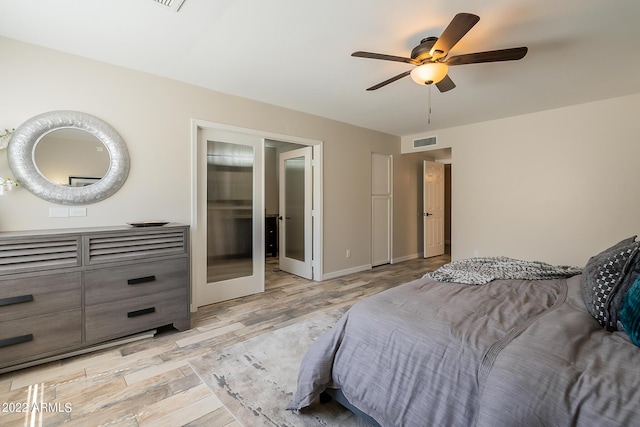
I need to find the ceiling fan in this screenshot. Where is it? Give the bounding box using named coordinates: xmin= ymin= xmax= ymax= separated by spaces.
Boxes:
xmin=352 ymin=13 xmax=528 ymax=92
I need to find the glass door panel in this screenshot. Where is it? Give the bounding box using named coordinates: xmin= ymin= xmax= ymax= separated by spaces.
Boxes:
xmin=284 ymin=156 xmax=305 ymax=262
xmin=207 ymin=140 xmax=254 ymax=282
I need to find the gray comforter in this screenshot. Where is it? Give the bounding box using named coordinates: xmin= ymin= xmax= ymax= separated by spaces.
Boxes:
xmin=289 ymin=275 xmax=640 ymax=426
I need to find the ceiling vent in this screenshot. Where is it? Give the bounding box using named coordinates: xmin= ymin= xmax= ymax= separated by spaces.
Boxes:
xmin=152 ymin=0 xmax=186 ymax=12
xmin=413 ymin=136 xmax=437 ymax=149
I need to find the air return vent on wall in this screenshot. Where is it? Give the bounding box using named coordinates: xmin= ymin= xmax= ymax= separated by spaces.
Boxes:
xmin=413 ymin=136 xmax=437 ymax=149
xmin=152 ymin=0 xmax=186 ymax=11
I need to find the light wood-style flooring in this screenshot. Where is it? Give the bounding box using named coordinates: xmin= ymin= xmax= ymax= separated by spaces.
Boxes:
xmin=0 ymin=253 xmax=449 ymax=426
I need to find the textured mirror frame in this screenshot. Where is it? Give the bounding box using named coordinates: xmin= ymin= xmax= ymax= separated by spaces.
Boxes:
xmin=8 ymin=110 xmax=130 ymax=205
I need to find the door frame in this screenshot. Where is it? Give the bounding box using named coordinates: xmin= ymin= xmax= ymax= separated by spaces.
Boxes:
xmin=190 ymin=119 xmax=323 ymax=310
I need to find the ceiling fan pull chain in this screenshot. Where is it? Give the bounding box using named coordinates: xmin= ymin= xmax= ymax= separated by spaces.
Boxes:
xmin=427 ymin=85 xmax=432 ymax=124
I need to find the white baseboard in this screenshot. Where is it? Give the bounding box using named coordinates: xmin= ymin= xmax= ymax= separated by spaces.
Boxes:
xmin=322 ymin=264 xmax=372 ymax=280
xmin=392 ymin=252 xmax=423 ymax=264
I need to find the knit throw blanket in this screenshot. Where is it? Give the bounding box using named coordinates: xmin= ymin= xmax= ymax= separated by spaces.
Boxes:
xmin=423 ymin=256 xmax=583 ymax=285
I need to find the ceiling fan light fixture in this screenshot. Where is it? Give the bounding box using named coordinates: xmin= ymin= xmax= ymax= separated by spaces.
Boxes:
xmin=410 ymin=63 xmax=449 ymax=85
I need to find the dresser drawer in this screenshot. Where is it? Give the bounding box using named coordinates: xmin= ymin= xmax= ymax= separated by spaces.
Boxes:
xmin=0 ymin=309 xmax=82 ymax=367
xmin=0 ymin=272 xmax=82 ymax=322
xmin=84 ymin=258 xmax=188 ymax=306
xmin=85 ymin=287 xmax=188 ymax=342
xmin=84 ymin=228 xmax=187 ymax=265
xmin=0 ymin=235 xmax=81 ymax=276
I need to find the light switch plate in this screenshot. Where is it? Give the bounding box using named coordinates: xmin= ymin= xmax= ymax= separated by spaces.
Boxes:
xmin=69 ymin=208 xmax=87 ymax=217
xmin=49 ymin=208 xmax=69 ymax=218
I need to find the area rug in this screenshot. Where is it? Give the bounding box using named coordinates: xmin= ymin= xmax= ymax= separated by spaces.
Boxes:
xmin=189 ymin=308 xmax=370 ymax=426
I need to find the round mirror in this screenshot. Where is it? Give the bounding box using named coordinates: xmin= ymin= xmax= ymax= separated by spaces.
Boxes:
xmin=8 ymin=111 xmax=130 ymax=205
xmin=34 ymin=128 xmax=110 ymax=186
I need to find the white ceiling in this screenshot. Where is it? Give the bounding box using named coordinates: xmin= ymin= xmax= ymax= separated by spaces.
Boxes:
xmin=1 ymin=0 xmax=639 ymax=137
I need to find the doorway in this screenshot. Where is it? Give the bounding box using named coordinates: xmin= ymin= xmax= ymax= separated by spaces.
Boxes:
xmin=191 ymin=121 xmax=322 ymax=309
xmin=401 ymin=151 xmax=451 ymax=260
xmin=423 ymin=160 xmax=445 ymax=258
xmin=265 ymin=139 xmax=315 ymax=279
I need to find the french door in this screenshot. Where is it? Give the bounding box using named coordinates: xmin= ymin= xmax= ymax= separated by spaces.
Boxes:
xmin=196 ymin=128 xmax=264 ymax=306
xmin=279 ymin=146 xmax=313 ymax=279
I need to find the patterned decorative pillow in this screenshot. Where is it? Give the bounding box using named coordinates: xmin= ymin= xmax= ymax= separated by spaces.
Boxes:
xmin=581 ymin=236 xmax=640 ymax=330
xmin=611 ymin=251 xmax=640 ymax=330
xmin=619 ymin=275 xmax=640 ymax=346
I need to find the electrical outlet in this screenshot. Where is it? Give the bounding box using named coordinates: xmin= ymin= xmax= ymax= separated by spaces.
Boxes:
xmin=346 ymin=249 xmax=351 ymax=258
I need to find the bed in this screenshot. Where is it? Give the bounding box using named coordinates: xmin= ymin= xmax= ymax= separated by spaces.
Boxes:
xmin=288 ymin=238 xmax=640 ymax=426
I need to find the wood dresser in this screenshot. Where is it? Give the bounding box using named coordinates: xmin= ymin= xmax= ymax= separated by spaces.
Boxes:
xmin=0 ymin=224 xmax=190 ymax=373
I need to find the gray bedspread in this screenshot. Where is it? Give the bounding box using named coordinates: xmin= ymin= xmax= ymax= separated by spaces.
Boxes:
xmin=288 ymin=275 xmax=640 ymax=426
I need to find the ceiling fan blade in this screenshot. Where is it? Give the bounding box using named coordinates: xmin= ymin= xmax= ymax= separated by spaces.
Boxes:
xmin=366 ymin=70 xmax=412 ymax=91
xmin=352 ymin=51 xmax=417 ymax=64
xmin=444 ymin=47 xmax=528 ymax=66
xmin=430 ymin=13 xmax=480 ymax=59
xmin=435 ymin=74 xmax=456 ymax=92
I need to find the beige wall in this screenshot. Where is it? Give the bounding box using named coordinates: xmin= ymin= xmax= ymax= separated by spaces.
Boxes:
xmin=5 ymin=37 xmax=636 ymax=275
xmin=402 ymin=93 xmax=640 ymax=267
xmin=0 ymin=37 xmax=402 ymax=278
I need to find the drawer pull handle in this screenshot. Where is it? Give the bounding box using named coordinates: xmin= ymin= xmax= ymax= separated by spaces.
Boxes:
xmin=0 ymin=294 xmax=34 ymax=306
xmin=127 ymin=275 xmax=156 ymax=285
xmin=0 ymin=334 xmax=34 ymax=348
xmin=127 ymin=307 xmax=156 ymax=318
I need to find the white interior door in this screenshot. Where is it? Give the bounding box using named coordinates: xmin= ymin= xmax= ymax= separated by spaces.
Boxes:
xmin=372 ymin=153 xmax=392 ymax=266
xmin=196 ymin=128 xmax=264 ymax=306
xmin=279 ymin=146 xmax=313 ymax=279
xmin=423 ymin=160 xmax=445 ymax=258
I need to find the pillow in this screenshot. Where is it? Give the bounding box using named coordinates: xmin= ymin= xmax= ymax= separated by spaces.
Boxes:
xmin=611 ymin=251 xmax=640 ymax=329
xmin=619 ymin=275 xmax=640 ymax=346
xmin=581 ymin=236 xmax=640 ymax=330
